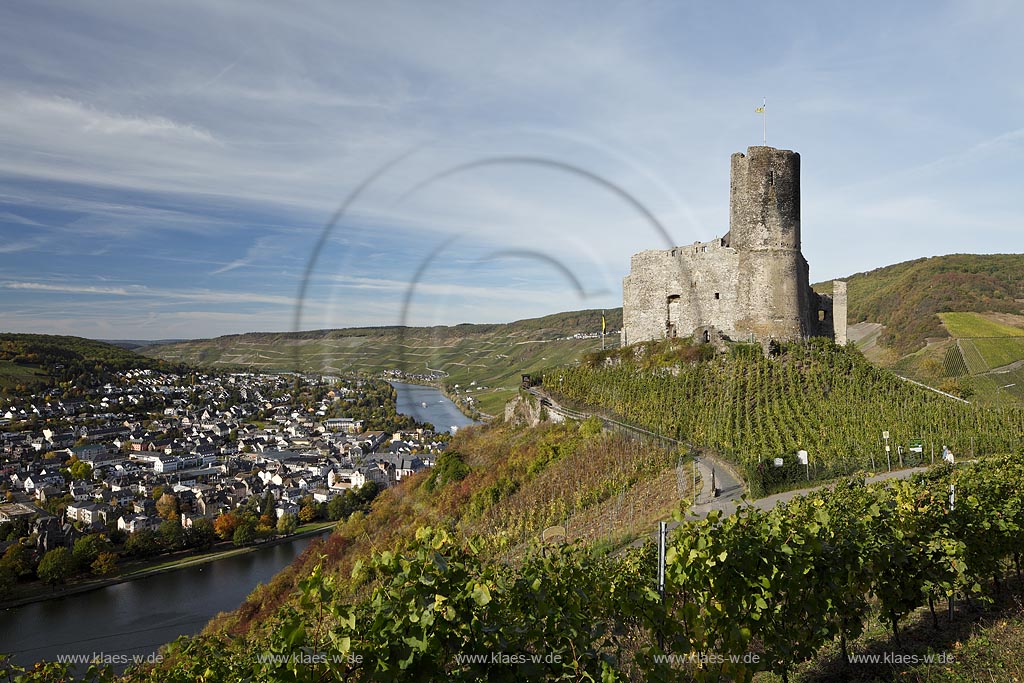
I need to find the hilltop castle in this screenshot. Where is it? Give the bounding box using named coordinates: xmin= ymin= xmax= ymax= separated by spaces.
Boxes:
xmin=622 ymin=146 xmax=847 ymax=348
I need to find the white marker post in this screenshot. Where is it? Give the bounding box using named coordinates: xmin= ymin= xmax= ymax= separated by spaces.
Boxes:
xmin=797 ymin=450 xmax=809 ymax=481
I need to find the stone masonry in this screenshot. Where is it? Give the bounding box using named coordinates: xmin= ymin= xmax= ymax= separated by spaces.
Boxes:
xmin=622 ymin=146 xmax=847 ymax=347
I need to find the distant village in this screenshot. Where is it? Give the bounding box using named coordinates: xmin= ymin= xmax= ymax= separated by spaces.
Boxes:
xmin=0 ymin=368 xmax=447 ymax=587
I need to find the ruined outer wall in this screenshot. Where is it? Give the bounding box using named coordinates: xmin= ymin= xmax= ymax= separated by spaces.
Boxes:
xmin=622 ymin=242 xmax=739 ymax=345
xmin=832 ymin=280 xmax=848 ymax=345
xmin=622 ymin=250 xmax=673 ymax=346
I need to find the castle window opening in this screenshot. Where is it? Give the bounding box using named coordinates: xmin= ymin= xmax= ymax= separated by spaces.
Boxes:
xmin=714 ymin=292 xmax=720 ymax=300
xmin=703 ymin=330 xmax=710 ymax=343
xmin=818 ymin=309 xmax=827 ymax=322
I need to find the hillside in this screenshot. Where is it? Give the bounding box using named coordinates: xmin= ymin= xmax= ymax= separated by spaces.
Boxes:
xmin=141 ymin=309 xmax=623 ymax=415
xmin=13 ymin=417 xmax=1024 ymax=681
xmin=547 ymin=338 xmax=1024 ymax=494
xmin=141 ymin=255 xmax=1024 ymax=414
xmin=815 ymin=253 xmax=1024 ymax=354
xmin=0 ymin=333 xmax=180 ymax=396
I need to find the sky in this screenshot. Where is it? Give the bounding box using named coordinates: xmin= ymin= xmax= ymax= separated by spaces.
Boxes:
xmin=2 ymin=1 xmax=1023 ymax=340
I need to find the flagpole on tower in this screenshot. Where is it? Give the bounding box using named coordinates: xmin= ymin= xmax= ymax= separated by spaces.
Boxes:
xmin=757 ymin=97 xmax=766 ymax=145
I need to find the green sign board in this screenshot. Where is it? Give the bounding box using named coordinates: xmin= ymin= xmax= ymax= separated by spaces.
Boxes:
xmin=909 ymin=438 xmax=924 ymax=453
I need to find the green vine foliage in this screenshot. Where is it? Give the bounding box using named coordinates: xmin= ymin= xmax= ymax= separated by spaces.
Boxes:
xmin=544 ymin=339 xmax=1024 ymax=493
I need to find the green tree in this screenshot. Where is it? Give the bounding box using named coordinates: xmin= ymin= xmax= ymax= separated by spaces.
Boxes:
xmin=261 ymin=490 xmax=276 ymax=516
xmin=327 ymin=492 xmax=353 ymax=521
xmin=232 ymin=520 xmax=257 ymax=547
xmin=158 ymin=520 xmax=186 ymax=551
xmin=91 ymin=551 xmax=118 ymax=576
xmin=188 ymin=517 xmax=217 ymax=549
xmin=276 ymin=513 xmax=298 ymax=536
xmin=1 ymin=542 xmax=35 ymax=578
xmin=72 ymin=534 xmax=112 ymax=570
xmin=37 ymin=547 xmax=75 ymax=586
xmin=0 ymin=565 xmax=15 ymax=593
xmin=124 ymin=528 xmax=160 ymax=558
xmin=66 ymin=457 xmax=93 ymax=481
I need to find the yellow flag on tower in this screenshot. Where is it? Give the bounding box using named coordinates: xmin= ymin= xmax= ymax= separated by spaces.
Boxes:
xmin=755 ymin=106 xmax=765 ymax=113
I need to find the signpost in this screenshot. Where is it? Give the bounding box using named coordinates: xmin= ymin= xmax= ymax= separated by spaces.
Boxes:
xmin=797 ymin=450 xmax=809 ymax=480
xmin=883 ymin=431 xmax=891 ymax=472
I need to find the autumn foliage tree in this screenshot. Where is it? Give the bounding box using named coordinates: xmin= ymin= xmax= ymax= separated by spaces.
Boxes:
xmin=156 ymin=493 xmax=180 ymax=522
xmin=214 ymin=512 xmax=241 ymax=541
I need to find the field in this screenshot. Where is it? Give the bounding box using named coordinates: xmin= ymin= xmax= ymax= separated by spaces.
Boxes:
xmin=0 ymin=359 xmax=49 ymax=392
xmin=938 ymin=311 xmax=1024 ymax=338
xmin=910 ymin=312 xmax=1024 ymax=405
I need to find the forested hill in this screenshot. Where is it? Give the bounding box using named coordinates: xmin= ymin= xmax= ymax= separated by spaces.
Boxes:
xmin=0 ymin=333 xmax=180 ymax=394
xmin=816 ymin=253 xmax=1024 ymax=353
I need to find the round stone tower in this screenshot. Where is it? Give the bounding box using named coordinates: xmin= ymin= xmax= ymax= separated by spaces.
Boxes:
xmin=729 ymin=146 xmax=813 ymax=341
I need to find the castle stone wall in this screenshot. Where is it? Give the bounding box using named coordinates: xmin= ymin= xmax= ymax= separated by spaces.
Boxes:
xmin=622 ymin=146 xmax=846 ymax=347
xmin=832 ymin=280 xmax=848 ymax=346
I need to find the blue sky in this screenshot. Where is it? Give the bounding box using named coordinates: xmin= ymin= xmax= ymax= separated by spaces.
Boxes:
xmin=2 ymin=1 xmax=1022 ymax=339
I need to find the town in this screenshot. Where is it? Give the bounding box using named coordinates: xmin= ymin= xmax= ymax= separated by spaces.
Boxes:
xmin=0 ymin=367 xmax=447 ymax=593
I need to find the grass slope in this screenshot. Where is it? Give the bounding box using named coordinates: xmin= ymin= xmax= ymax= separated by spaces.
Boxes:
xmin=939 ymin=312 xmax=1024 ymax=338
xmin=141 ymin=309 xmax=624 ymax=415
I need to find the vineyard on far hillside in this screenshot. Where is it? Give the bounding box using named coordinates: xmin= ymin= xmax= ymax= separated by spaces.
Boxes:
xmin=544 ymin=338 xmax=1024 ymax=493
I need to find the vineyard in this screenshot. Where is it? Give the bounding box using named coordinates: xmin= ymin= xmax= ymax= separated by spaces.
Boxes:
xmin=15 ymin=453 xmax=1024 ymax=682
xmin=543 ymin=338 xmax=1024 ymax=493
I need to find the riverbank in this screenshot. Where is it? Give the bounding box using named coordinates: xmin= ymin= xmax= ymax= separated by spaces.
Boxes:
xmin=0 ymin=521 xmax=335 ymax=610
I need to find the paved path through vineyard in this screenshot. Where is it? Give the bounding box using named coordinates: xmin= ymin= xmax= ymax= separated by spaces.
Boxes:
xmin=528 ymin=387 xmax=932 ymax=537
xmin=682 ymin=466 xmax=930 ymax=523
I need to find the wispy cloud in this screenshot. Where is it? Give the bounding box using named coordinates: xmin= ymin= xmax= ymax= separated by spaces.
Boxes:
xmin=2 ymin=280 xmax=294 ymax=306
xmin=1 ymin=1 xmax=1023 ymax=337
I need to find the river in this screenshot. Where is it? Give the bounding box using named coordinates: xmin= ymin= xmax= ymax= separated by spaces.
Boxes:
xmin=0 ymin=383 xmax=474 ymax=671
xmin=0 ymin=533 xmax=325 ymax=671
xmin=390 ymin=381 xmax=480 ymax=433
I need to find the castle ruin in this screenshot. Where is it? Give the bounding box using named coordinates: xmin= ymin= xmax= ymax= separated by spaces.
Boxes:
xmin=622 ymin=146 xmax=847 ymax=348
